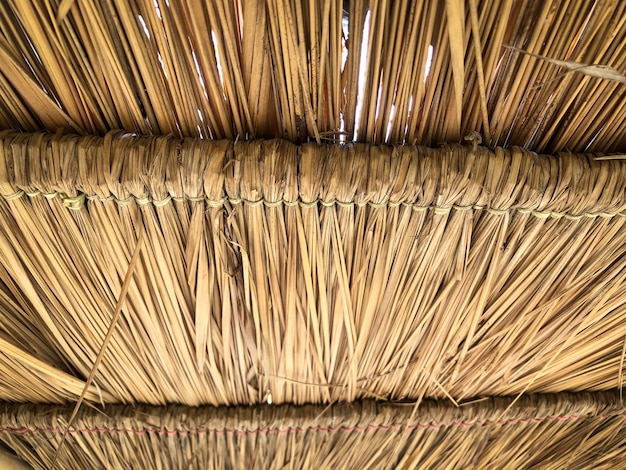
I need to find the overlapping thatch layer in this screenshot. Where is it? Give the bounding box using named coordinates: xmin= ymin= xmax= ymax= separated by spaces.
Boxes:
xmin=1 ymin=391 xmax=625 ymax=469
xmin=1 ymin=131 xmax=625 ymax=409
xmin=0 ymin=1 xmax=624 ymax=151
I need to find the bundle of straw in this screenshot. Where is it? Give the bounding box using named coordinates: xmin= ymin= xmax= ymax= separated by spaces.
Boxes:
xmin=1 ymin=390 xmax=625 ymax=469
xmin=1 ymin=131 xmax=626 ymax=410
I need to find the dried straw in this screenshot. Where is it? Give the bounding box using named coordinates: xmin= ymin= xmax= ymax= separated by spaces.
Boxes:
xmin=0 ymin=1 xmax=624 ymax=151
xmin=1 ymin=131 xmax=626 ymax=409
xmin=1 ymin=1 xmax=625 ymax=467
xmin=1 ymin=390 xmax=625 ymax=469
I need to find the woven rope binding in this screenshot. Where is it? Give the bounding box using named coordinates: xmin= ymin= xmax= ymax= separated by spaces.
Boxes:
xmin=1 ymin=391 xmax=625 ymax=469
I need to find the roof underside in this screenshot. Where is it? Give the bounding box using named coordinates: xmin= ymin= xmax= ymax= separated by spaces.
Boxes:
xmin=0 ymin=0 xmax=624 ymax=152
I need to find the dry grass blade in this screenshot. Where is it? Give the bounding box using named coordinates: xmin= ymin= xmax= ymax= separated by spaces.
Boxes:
xmin=503 ymin=45 xmax=626 ymax=83
xmin=468 ymin=0 xmax=490 ymax=144
xmin=617 ymin=338 xmax=626 ymax=403
xmin=0 ymin=41 xmax=79 ymax=132
xmin=51 ymin=225 xmax=143 ymax=469
xmin=56 ymin=0 xmax=76 ymax=24
xmin=445 ymin=0 xmax=465 ymax=139
xmin=594 ymin=155 xmax=626 ymax=160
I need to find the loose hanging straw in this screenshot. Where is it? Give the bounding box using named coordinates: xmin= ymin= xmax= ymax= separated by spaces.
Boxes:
xmin=51 ymin=225 xmax=144 ymax=469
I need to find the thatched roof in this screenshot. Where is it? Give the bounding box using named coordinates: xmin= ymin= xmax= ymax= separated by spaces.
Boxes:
xmin=0 ymin=0 xmax=625 ymax=468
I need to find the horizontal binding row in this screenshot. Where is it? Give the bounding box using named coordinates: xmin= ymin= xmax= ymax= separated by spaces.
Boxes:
xmin=0 ymin=189 xmax=624 ymax=220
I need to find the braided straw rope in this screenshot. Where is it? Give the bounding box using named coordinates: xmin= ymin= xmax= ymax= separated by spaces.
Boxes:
xmin=1 ymin=131 xmax=625 ymax=219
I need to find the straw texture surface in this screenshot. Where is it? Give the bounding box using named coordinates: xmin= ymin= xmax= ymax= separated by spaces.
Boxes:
xmin=0 ymin=0 xmax=624 ymax=152
xmin=1 ymin=0 xmax=625 ymax=467
xmin=1 ymin=131 xmax=626 ymax=408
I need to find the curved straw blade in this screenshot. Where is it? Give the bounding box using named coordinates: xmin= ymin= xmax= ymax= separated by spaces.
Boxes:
xmin=504 ymin=45 xmax=626 ymax=84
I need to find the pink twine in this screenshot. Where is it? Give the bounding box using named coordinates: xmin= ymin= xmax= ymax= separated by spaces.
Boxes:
xmin=1 ymin=412 xmax=624 ymax=438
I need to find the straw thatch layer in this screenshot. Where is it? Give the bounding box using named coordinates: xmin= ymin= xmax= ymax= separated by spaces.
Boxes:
xmin=0 ymin=131 xmax=625 ymax=407
xmin=2 ymin=2 xmax=625 ymax=467
xmin=0 ymin=1 xmax=625 ymax=151
xmin=1 ymin=391 xmax=625 ymax=469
